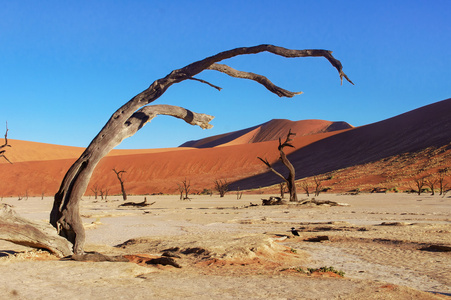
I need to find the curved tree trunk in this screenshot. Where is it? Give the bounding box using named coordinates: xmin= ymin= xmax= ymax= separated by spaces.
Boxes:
xmin=50 ymin=106 xmax=214 ymax=254
xmin=279 ymin=149 xmax=298 ymax=202
xmin=51 ymin=45 xmax=352 ymax=254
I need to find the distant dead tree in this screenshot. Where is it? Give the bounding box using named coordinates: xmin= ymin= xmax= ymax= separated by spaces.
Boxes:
xmin=99 ymin=188 xmax=109 ymax=200
xmin=47 ymin=45 xmax=352 ymax=255
xmin=258 ymin=129 xmax=298 ymax=201
xmin=413 ymin=176 xmax=426 ymax=195
xmin=301 ymin=181 xmax=311 ymax=197
xmin=214 ymin=179 xmax=229 ymax=197
xmin=438 ymin=168 xmax=449 ymax=196
xmin=425 ymin=175 xmax=438 ymax=196
xmin=279 ymin=182 xmax=286 ymax=199
xmin=90 ymin=184 xmax=100 ymax=200
xmin=313 ymin=176 xmax=324 ymax=197
xmin=0 ymin=122 xmax=12 ymax=164
xmin=113 ymin=168 xmax=127 ymax=201
xmin=236 ymin=187 xmax=243 ymax=200
xmin=177 ymin=178 xmax=191 ymax=200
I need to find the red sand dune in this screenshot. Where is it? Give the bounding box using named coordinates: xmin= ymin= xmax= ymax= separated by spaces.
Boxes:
xmin=180 ymin=119 xmax=352 ymax=148
xmin=231 ymin=98 xmax=451 ymax=191
xmin=0 ymin=98 xmax=450 ymax=197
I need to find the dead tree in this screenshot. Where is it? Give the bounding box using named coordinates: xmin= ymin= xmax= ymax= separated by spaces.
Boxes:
xmin=413 ymin=176 xmax=426 ymax=195
xmin=313 ymin=176 xmax=324 ymax=197
xmin=236 ymin=187 xmax=243 ymax=200
xmin=425 ymin=175 xmax=438 ymax=196
xmin=258 ymin=129 xmax=298 ymax=201
xmin=301 ymin=181 xmax=311 ymax=197
xmin=99 ymin=188 xmax=109 ymax=200
xmin=177 ymin=178 xmax=191 ymax=200
xmin=113 ymin=168 xmax=127 ymax=201
xmin=438 ymin=168 xmax=449 ymax=196
xmin=214 ymin=179 xmax=229 ymax=197
xmin=90 ymin=184 xmax=100 ymax=200
xmin=50 ymin=45 xmax=352 ymax=254
xmin=0 ymin=122 xmax=12 ymax=164
xmin=279 ymin=182 xmax=286 ymax=199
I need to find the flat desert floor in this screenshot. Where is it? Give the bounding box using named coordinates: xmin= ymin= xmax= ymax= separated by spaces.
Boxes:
xmin=1 ymin=193 xmax=450 ymax=299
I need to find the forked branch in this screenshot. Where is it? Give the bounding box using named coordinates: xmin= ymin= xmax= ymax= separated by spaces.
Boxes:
xmin=278 ymin=129 xmax=296 ymax=150
xmin=0 ymin=122 xmax=12 ymax=164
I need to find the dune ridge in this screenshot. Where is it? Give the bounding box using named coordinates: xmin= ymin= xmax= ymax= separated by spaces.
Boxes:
xmin=180 ymin=119 xmax=353 ymax=148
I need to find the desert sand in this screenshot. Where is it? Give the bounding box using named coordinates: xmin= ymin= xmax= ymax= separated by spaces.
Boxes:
xmin=1 ymin=192 xmax=450 ymax=299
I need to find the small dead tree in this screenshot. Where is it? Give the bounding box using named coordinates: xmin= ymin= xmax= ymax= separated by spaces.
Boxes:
xmin=0 ymin=122 xmax=12 ymax=164
xmin=99 ymin=188 xmax=109 ymax=200
xmin=313 ymin=176 xmax=324 ymax=197
xmin=301 ymin=181 xmax=311 ymax=197
xmin=258 ymin=129 xmax=298 ymax=201
xmin=413 ymin=176 xmax=426 ymax=195
xmin=236 ymin=187 xmax=243 ymax=200
xmin=425 ymin=175 xmax=438 ymax=196
xmin=214 ymin=179 xmax=229 ymax=197
xmin=113 ymin=168 xmax=127 ymax=201
xmin=279 ymin=182 xmax=286 ymax=199
xmin=50 ymin=45 xmax=352 ymax=255
xmin=438 ymin=168 xmax=449 ymax=196
xmin=177 ymin=178 xmax=191 ymax=200
xmin=90 ymin=184 xmax=100 ymax=200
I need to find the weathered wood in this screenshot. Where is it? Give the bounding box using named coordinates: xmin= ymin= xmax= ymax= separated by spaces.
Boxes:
xmin=0 ymin=204 xmax=72 ymax=257
xmin=261 ymin=196 xmax=286 ymax=206
xmin=52 ymin=45 xmax=352 ymax=254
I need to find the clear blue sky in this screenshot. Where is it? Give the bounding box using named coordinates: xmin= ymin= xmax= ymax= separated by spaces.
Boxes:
xmin=1 ymin=1 xmax=450 ymax=149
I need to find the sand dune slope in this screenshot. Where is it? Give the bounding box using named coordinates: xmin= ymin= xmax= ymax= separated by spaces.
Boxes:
xmin=231 ymin=98 xmax=451 ymax=190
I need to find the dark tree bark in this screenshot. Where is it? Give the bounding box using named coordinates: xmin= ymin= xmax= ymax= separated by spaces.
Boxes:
xmin=113 ymin=168 xmax=127 ymax=200
xmin=258 ymin=129 xmax=298 ymax=201
xmin=0 ymin=122 xmax=12 ymax=164
xmin=51 ymin=45 xmax=352 ymax=254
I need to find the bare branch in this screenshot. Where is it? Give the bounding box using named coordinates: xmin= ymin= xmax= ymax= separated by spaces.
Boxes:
xmin=207 ymin=64 xmax=303 ymax=97
xmin=127 ymin=105 xmax=214 ymax=135
xmin=278 ymin=129 xmax=296 ymax=150
xmin=1 ymin=121 xmax=12 ymax=164
xmin=188 ymin=77 xmax=222 ymax=91
xmin=257 ymin=156 xmax=287 ymax=183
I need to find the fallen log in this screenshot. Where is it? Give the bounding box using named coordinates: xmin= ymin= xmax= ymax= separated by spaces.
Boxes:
xmin=119 ymin=198 xmax=155 ymax=207
xmin=0 ymin=204 xmax=72 ymax=257
xmin=262 ymin=196 xmax=286 ymax=206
